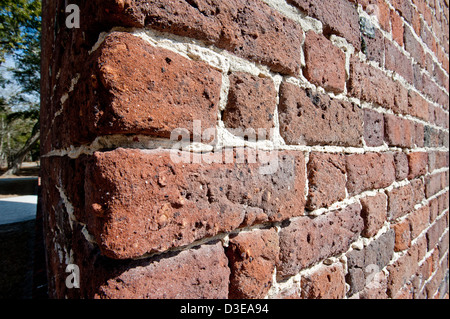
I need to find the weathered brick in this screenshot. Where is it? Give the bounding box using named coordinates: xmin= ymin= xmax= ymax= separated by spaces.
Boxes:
xmin=89 ymin=32 xmax=221 ymax=141
xmin=385 ymin=39 xmax=414 ymax=83
xmin=387 ymin=183 xmax=420 ymax=220
xmin=394 ymin=152 xmax=409 ymax=181
xmin=85 ymin=148 xmax=306 ymax=259
xmin=226 ymin=228 xmax=279 ymax=299
xmin=301 ymin=264 xmax=346 ymax=299
xmin=359 ymin=271 xmax=389 ymax=299
xmin=94 ymin=241 xmax=230 ymax=299
xmin=410 ymin=178 xmax=426 ymax=204
xmin=346 ymin=153 xmax=395 ymax=196
xmin=408 ymin=90 xmax=429 ymax=121
xmin=364 ymin=109 xmax=385 ymax=147
xmin=414 ymin=122 xmax=425 ymax=148
xmin=391 ymin=0 xmax=415 ymax=22
xmin=392 ymin=219 xmax=412 ymax=251
xmin=346 ymin=230 xmax=395 ymax=295
xmin=278 ymin=82 xmax=363 ymax=146
xmin=287 ymin=0 xmax=361 ymax=50
xmin=424 ymin=126 xmax=440 ymax=147
xmin=278 ymin=203 xmax=363 ymax=278
xmin=384 ymin=114 xmax=414 ymax=148
xmin=428 ymin=151 xmax=449 ymax=173
xmin=360 ymin=193 xmax=388 ymax=238
xmin=361 ymin=28 xmax=385 ymax=67
xmin=387 ymin=244 xmax=419 ymax=297
xmin=391 ymin=9 xmax=405 ymax=46
xmin=425 ymin=172 xmax=445 ymax=198
xmin=404 ymin=26 xmax=426 ymax=67
xmin=427 ymin=213 xmax=448 ymax=250
xmin=348 ymin=58 xmax=407 ymax=113
xmin=306 ymin=152 xmax=347 ymax=210
xmin=407 ymin=152 xmax=428 ymax=179
xmin=303 ymin=31 xmax=346 ymax=93
xmin=409 ymin=206 xmax=430 ymax=239
xmin=112 ymin=0 xmax=303 ymax=75
xmin=223 ymin=72 xmax=276 ymax=134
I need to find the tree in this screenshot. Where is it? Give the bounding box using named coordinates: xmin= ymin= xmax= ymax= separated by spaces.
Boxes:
xmin=0 ymin=0 xmax=41 ymax=175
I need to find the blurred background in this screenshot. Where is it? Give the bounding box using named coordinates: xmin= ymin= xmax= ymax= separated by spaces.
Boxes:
xmin=0 ymin=0 xmax=43 ymax=299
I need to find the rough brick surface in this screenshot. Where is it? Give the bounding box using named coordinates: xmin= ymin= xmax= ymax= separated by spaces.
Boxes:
xmin=85 ymin=148 xmax=305 ymax=259
xmin=407 ymin=152 xmax=428 ymax=179
xmin=226 ymin=228 xmax=279 ymax=299
xmin=364 ymin=109 xmax=385 ymax=147
xmin=392 ymin=219 xmax=412 ymax=251
xmin=384 ymin=114 xmax=415 ymax=148
xmin=303 ymin=31 xmax=346 ymax=93
xmin=301 ymin=264 xmax=346 ymax=299
xmin=287 ymin=0 xmax=361 ymax=49
xmin=306 ymin=152 xmax=347 ymax=210
xmin=108 ymin=0 xmax=304 ymax=75
xmin=346 ymin=153 xmax=395 ymax=196
xmin=360 ymin=193 xmax=388 ymax=238
xmin=223 ymin=72 xmax=276 ymax=134
xmin=72 ymin=31 xmax=222 ymax=144
xmin=278 ymin=82 xmax=363 ymax=146
xmin=278 ymin=203 xmax=364 ymax=278
xmin=92 ymin=241 xmax=230 ymax=299
xmin=346 ymin=230 xmax=395 ymax=295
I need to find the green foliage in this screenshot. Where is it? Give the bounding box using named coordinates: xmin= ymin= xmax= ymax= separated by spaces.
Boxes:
xmin=0 ymin=0 xmax=41 ymax=168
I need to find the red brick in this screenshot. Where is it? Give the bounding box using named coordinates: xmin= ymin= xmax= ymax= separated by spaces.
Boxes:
xmin=360 ymin=193 xmax=388 ymax=238
xmin=92 ymin=32 xmax=221 ymax=140
xmin=387 ymin=244 xmax=419 ymax=297
xmin=385 ymin=39 xmax=414 ymax=83
xmin=391 ymin=9 xmax=404 ymax=46
xmin=303 ymin=31 xmax=346 ymax=93
xmin=394 ymin=152 xmax=409 ymax=181
xmin=113 ymin=0 xmax=303 ymax=75
xmin=384 ymin=114 xmax=414 ymax=148
xmin=391 ymin=0 xmax=415 ymax=22
xmin=85 ymin=148 xmax=306 ymax=259
xmin=428 ymin=151 xmax=449 ymax=173
xmin=410 ymin=178 xmax=426 ymax=204
xmin=223 ymin=72 xmax=276 ymax=134
xmin=346 ymin=153 xmax=395 ymax=196
xmin=300 ymin=264 xmax=346 ymax=299
xmin=407 ymin=152 xmax=428 ymax=179
xmin=427 ymin=213 xmax=448 ymax=250
xmin=408 ymin=90 xmax=429 ymax=121
xmin=404 ymin=26 xmax=426 ymax=67
xmin=93 ymin=242 xmax=230 ymax=299
xmin=348 ymin=58 xmax=407 ymax=113
xmin=306 ymin=152 xmax=347 ymax=210
xmin=387 ymin=183 xmax=419 ymax=220
xmin=408 ymin=205 xmax=430 ymax=239
xmin=392 ymin=219 xmax=411 ymax=251
xmin=425 ymin=172 xmax=445 ymax=198
xmin=287 ymin=0 xmax=361 ymax=50
xmin=226 ymin=228 xmax=279 ymax=299
xmin=361 ymin=27 xmax=385 ymax=67
xmin=414 ymin=122 xmax=425 ymax=148
xmin=429 ymin=197 xmax=440 ymax=222
xmin=278 ymin=82 xmax=363 ymax=147
xmin=364 ymin=109 xmax=385 ymax=147
xmin=278 ymin=203 xmax=363 ymax=278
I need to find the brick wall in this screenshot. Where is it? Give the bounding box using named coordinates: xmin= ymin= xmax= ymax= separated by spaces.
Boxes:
xmin=41 ymin=0 xmax=449 ymax=299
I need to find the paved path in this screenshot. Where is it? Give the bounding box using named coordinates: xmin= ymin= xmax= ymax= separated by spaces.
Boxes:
xmin=0 ymin=195 xmax=38 ymax=225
